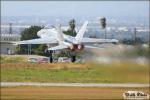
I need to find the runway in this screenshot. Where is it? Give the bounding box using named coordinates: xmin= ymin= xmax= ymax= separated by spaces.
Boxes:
xmin=1 ymin=82 xmax=149 ymax=87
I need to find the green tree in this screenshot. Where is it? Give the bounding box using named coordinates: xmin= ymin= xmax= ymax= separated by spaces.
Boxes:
xmin=18 ymin=26 xmax=47 ymax=55
xmin=63 ymin=19 xmax=77 ymax=36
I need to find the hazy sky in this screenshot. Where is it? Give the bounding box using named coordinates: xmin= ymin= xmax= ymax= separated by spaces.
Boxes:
xmin=1 ymin=1 xmax=149 ymax=18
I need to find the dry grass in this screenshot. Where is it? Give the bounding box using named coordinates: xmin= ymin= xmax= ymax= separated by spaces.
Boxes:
xmin=1 ymin=86 xmax=149 ymax=100
xmin=1 ymin=62 xmax=88 ymax=70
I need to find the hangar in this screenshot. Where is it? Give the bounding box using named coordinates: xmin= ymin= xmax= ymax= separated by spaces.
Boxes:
xmin=0 ymin=34 xmax=21 ymax=54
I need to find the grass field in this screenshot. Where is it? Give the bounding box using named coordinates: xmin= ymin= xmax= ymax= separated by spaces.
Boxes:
xmin=1 ymin=55 xmax=149 ymax=83
xmin=1 ymin=54 xmax=149 ymax=99
xmin=1 ymin=86 xmax=149 ymax=99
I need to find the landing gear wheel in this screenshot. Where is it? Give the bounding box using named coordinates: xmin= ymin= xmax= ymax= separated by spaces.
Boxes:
xmin=71 ymin=52 xmax=76 ymax=62
xmin=71 ymin=55 xmax=76 ymax=62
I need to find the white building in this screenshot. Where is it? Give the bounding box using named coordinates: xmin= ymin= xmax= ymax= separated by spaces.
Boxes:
xmin=0 ymin=34 xmax=21 ymax=54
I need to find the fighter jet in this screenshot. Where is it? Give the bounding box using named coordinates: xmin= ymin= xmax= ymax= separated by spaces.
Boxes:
xmin=15 ymin=21 xmax=118 ymax=51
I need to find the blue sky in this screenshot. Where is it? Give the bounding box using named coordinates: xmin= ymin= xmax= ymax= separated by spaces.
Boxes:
xmin=1 ymin=1 xmax=149 ymax=19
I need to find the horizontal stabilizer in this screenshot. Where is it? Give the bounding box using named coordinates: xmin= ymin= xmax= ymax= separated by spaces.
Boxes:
xmin=85 ymin=45 xmax=104 ymax=49
xmin=82 ymin=38 xmax=119 ymax=43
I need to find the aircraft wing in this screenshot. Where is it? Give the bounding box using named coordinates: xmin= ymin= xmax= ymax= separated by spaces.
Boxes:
xmin=14 ymin=37 xmax=57 ymax=45
xmin=48 ymin=44 xmax=68 ymax=50
xmin=82 ymin=38 xmax=119 ymax=43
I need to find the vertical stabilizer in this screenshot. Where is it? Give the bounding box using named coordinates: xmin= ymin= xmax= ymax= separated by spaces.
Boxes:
xmin=75 ymin=21 xmax=88 ymax=43
xmin=55 ymin=24 xmax=64 ymax=44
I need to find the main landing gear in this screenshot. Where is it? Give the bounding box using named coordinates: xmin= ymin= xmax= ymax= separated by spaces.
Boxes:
xmin=70 ymin=51 xmax=76 ymax=62
xmin=45 ymin=50 xmax=76 ymax=63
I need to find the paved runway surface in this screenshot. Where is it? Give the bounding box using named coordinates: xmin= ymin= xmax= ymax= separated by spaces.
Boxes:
xmin=1 ymin=82 xmax=149 ymax=87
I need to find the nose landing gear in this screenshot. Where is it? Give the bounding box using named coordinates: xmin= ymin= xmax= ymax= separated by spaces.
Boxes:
xmin=45 ymin=50 xmax=53 ymax=63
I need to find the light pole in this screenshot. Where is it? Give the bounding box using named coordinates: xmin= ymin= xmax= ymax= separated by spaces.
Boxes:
xmin=133 ymin=28 xmax=137 ymax=45
xmin=100 ymin=17 xmax=107 ymax=39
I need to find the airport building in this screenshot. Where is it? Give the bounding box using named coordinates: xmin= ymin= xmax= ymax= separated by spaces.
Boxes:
xmin=0 ymin=34 xmax=21 ymax=54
